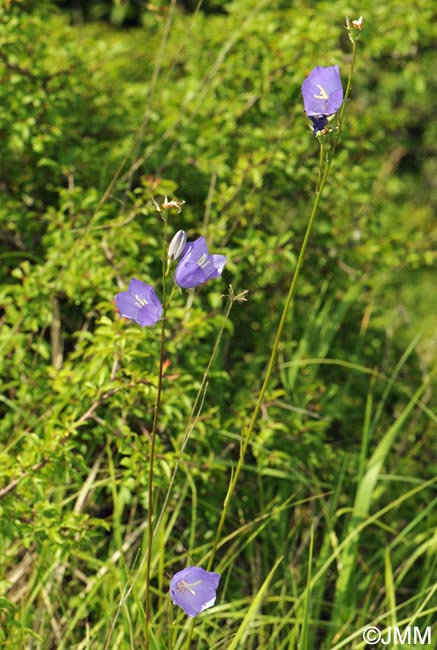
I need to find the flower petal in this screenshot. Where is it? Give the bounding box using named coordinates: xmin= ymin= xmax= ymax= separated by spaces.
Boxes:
xmin=114 ymin=278 xmax=162 ymax=327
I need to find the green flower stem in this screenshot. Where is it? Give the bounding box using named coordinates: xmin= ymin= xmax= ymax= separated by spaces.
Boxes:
xmin=335 ymin=32 xmax=358 ymax=148
xmin=181 ymin=293 xmax=240 ymax=650
xmin=207 ymin=37 xmax=358 ymax=572
xmin=154 ymin=287 xmax=238 ymax=545
xmin=144 ymin=214 xmax=169 ymax=647
xmin=169 ymin=289 xmax=239 ymax=650
xmin=316 ymin=138 xmax=324 ymax=192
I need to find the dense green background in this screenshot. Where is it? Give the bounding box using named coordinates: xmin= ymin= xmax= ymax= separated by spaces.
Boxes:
xmin=1 ymin=0 xmax=436 ymax=648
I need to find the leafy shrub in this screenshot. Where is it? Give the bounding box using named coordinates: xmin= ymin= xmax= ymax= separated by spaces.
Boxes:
xmin=1 ymin=0 xmax=435 ymax=648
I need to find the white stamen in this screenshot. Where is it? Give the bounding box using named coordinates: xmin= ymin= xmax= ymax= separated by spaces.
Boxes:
xmin=134 ymin=293 xmax=148 ymax=308
xmin=176 ymin=579 xmax=202 ymax=595
xmin=197 ymin=253 xmax=210 ymax=269
xmin=313 ymin=84 xmax=329 ymax=100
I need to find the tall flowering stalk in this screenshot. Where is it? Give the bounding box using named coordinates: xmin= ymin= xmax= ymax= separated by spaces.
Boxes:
xmin=112 ymin=200 xmax=227 ymax=649
xmin=207 ymin=18 xmax=362 ymax=572
xmin=143 ymin=207 xmax=169 ymax=643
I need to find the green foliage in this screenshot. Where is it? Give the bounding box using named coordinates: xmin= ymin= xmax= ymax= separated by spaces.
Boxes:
xmin=1 ymin=0 xmax=436 ymax=648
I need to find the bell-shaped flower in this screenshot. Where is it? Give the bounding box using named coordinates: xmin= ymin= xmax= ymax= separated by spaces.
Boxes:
xmin=301 ymin=65 xmax=343 ymax=135
xmin=175 ymin=237 xmax=226 ymax=289
xmin=170 ymin=566 xmax=221 ymax=617
xmin=114 ymin=278 xmax=162 ymax=327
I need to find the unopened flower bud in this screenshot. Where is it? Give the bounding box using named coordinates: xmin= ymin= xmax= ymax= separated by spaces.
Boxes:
xmin=168 ymin=230 xmax=187 ymax=262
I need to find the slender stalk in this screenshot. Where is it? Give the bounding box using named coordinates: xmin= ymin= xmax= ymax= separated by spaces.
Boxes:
xmin=335 ymin=35 xmax=358 ymax=149
xmin=153 ymin=287 xmax=238 ymax=545
xmin=144 ymin=215 xmax=169 ymax=647
xmin=104 ymin=283 xmax=237 ymax=650
xmin=316 ymin=138 xmax=324 ymax=192
xmin=158 ymin=289 xmax=238 ymax=650
xmin=207 ymin=38 xmax=358 ymax=571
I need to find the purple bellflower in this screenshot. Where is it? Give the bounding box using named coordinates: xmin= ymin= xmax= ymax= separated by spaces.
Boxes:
xmin=114 ymin=278 xmax=162 ymax=327
xmin=170 ymin=566 xmax=221 ymax=617
xmin=175 ymin=237 xmax=226 ymax=289
xmin=301 ymin=65 xmax=343 ymax=135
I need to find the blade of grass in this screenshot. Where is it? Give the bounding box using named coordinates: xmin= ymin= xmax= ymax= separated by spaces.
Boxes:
xmin=227 ymin=555 xmax=284 ymax=650
xmin=299 ymin=524 xmax=315 ymax=650
xmin=384 ymin=546 xmax=398 ymax=648
xmin=332 ymin=370 xmax=434 ymax=627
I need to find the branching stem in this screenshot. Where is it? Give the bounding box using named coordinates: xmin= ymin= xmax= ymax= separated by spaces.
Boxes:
xmin=208 ymin=36 xmax=358 ymax=571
